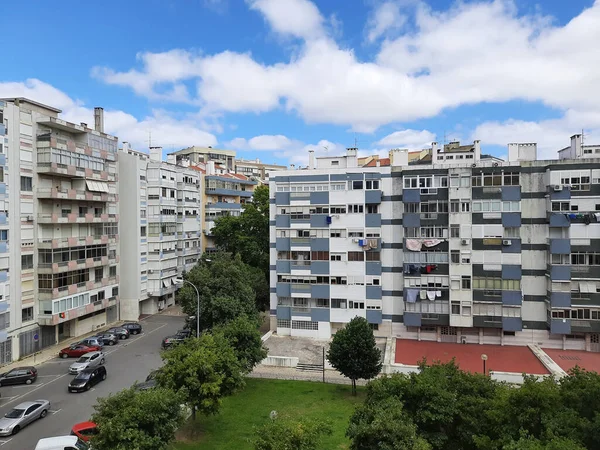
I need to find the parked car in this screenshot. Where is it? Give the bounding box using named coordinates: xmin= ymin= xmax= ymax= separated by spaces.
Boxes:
xmin=68 ymin=366 xmax=107 ymax=393
xmin=161 ymin=334 xmax=187 ymax=349
xmin=176 ymin=329 xmax=192 ymax=339
xmin=69 ymin=351 xmax=105 ymax=375
xmin=93 ymin=333 xmax=119 ymax=346
xmin=106 ymin=327 xmax=129 ymax=340
xmin=122 ymin=322 xmax=143 ymax=335
xmin=0 ymin=400 xmax=50 ymax=436
xmin=0 ymin=366 xmax=37 ymax=386
xmin=135 ymin=369 xmax=158 ymax=391
xmin=77 ymin=337 xmax=104 ymax=348
xmin=70 ymin=421 xmax=97 ymax=442
xmin=35 ymin=435 xmax=89 ymax=450
xmin=59 ymin=344 xmax=101 ymax=359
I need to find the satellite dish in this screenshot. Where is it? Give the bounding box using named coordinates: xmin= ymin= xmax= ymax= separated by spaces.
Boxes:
xmin=270 ymin=410 xmax=278 ymax=420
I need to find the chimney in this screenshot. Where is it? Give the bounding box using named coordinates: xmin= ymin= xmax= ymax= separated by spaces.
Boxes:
xmin=308 ymin=150 xmax=315 ymax=169
xmin=167 ymin=154 xmax=176 ymax=164
xmin=122 ymin=141 xmax=129 ymax=153
xmin=473 ymin=140 xmax=481 ymax=161
xmin=149 ymin=146 xmax=162 ymax=161
xmin=94 ymin=107 xmax=104 ymax=133
xmin=346 ymin=148 xmax=358 ymax=168
xmin=571 ymin=134 xmax=582 ymax=157
xmin=207 ymin=161 xmax=216 ymax=175
xmin=80 ymin=122 xmax=87 ymax=128
xmin=389 ymin=149 xmax=408 ymax=167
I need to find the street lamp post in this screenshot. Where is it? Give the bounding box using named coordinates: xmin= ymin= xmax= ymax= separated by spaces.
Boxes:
xmin=176 ymin=278 xmax=200 ymax=338
xmin=481 ymin=353 xmax=488 ymax=375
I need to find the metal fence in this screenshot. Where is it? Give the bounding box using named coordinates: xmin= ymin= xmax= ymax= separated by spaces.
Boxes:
xmin=0 ymin=337 xmax=12 ymax=365
xmin=19 ymin=328 xmax=41 ymax=358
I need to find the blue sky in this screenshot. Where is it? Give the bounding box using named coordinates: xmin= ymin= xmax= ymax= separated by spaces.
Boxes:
xmin=1 ymin=0 xmax=599 ymax=165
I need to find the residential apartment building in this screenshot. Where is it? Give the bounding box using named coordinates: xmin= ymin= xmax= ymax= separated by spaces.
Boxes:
xmin=0 ymin=101 xmax=10 ymax=364
xmin=270 ymin=141 xmax=600 ymax=351
xmin=1 ymin=98 xmax=119 ymax=363
xmin=234 ymin=158 xmax=286 ymax=182
xmin=171 ymin=146 xmax=235 ymax=171
xmin=203 ymin=163 xmax=257 ymax=252
xmin=119 ymin=144 xmax=202 ymax=320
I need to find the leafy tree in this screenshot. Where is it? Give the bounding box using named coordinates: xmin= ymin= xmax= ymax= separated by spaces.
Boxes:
xmin=214 ymin=315 xmax=268 ymax=374
xmin=156 ymin=333 xmax=244 ymax=419
xmin=252 ymin=417 xmax=332 ymax=450
xmin=503 ymin=435 xmax=586 ymax=450
xmin=177 ymin=252 xmax=260 ymax=331
xmin=211 ymin=184 xmax=270 ymax=310
xmin=347 ymin=397 xmax=431 ymax=450
xmin=90 ymin=387 xmax=184 ymax=450
xmin=327 ymin=317 xmax=382 ymax=395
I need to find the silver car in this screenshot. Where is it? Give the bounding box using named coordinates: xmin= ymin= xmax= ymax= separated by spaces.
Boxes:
xmin=0 ymin=400 xmax=50 ymax=436
xmin=69 ymin=351 xmax=105 ymax=375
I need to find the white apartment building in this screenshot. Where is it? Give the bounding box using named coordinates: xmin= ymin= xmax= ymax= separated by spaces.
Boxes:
xmin=118 ymin=145 xmax=202 ymax=320
xmin=1 ymin=98 xmax=119 ymax=363
xmin=270 ymin=142 xmax=600 ymax=351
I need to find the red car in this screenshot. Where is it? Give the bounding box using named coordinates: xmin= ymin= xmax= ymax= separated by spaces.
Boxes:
xmin=71 ymin=421 xmax=97 ymax=442
xmin=59 ymin=344 xmax=101 ymax=359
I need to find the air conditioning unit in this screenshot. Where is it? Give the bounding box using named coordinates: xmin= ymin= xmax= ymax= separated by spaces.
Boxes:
xmin=502 ymin=239 xmax=512 ymax=246
xmin=553 ymin=185 xmax=562 ymax=191
xmin=461 ymin=239 xmax=469 ymax=245
xmin=493 ymin=162 xmax=499 ymax=167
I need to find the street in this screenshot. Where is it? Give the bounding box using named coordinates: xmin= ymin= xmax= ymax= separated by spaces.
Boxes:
xmin=0 ymin=315 xmax=184 ymax=449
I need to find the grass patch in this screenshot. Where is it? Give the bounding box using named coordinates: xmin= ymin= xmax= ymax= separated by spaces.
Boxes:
xmin=172 ymin=378 xmax=365 ymax=450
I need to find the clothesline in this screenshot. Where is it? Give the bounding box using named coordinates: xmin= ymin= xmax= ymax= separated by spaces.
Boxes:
xmin=405 ymin=238 xmax=445 ymax=252
xmin=405 ymin=288 xmax=443 ymax=302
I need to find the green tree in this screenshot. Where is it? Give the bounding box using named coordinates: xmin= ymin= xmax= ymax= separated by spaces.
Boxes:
xmin=347 ymin=397 xmax=431 ymax=450
xmin=211 ymin=184 xmax=270 ymax=310
xmin=252 ymin=417 xmax=332 ymax=450
xmin=214 ymin=315 xmax=268 ymax=374
xmin=156 ymin=333 xmax=244 ymax=419
xmin=90 ymin=387 xmax=184 ymax=450
xmin=327 ymin=317 xmax=382 ymax=395
xmin=504 ymin=435 xmax=586 ymax=450
xmin=177 ymin=252 xmax=260 ymax=331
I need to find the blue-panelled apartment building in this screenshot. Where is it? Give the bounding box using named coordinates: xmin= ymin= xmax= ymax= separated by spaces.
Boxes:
xmin=269 ymin=135 xmax=600 ymax=351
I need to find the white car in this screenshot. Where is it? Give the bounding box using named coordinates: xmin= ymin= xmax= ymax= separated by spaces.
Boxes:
xmin=69 ymin=351 xmax=105 ymax=375
xmin=35 ymin=435 xmax=89 ymax=450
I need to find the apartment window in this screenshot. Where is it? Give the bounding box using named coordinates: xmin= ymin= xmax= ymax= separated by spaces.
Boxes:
xmin=365 ymin=180 xmax=380 ymax=189
xmin=451 ymin=302 xmax=460 ymax=315
xmin=504 ymin=227 xmax=520 ymax=238
xmin=311 ymin=251 xmax=329 ymax=261
xmin=351 ymin=180 xmax=363 ymax=190
xmin=21 ymin=307 xmax=34 ymax=323
xmin=348 ymin=204 xmax=364 ymax=214
xmin=97 ymin=291 xmax=105 ymax=301
xmin=315 ymin=299 xmax=329 ymax=308
xmin=330 ymin=206 xmax=346 ymax=214
xmin=366 ymin=204 xmax=379 ymax=214
xmin=349 ymin=301 xmax=365 ymax=309
xmin=461 ymin=276 xmax=471 ymax=290
xmin=330 ymin=253 xmax=344 ymax=261
xmin=140 ymin=226 xmax=146 ymax=237
xmin=450 ymin=201 xmax=460 ymax=213
xmin=95 ymin=267 xmax=103 ymax=282
xmin=109 ymin=266 xmax=117 ymax=277
xmin=140 ymin=210 xmax=146 ymax=218
xmin=503 ymin=172 xmax=520 ymax=185
xmin=21 ymin=254 xmax=33 ymax=269
xmin=291 ymin=321 xmax=318 ymax=330
xmin=348 ymin=252 xmax=365 ymax=262
xmin=0 ymin=230 xmax=6 ymax=241
xmin=552 ymin=202 xmax=570 ymax=212
xmin=20 ymin=176 xmax=32 ymax=191
xmin=451 ymin=250 xmax=460 ymax=264
xmin=461 ymin=253 xmax=471 ymax=264
xmin=0 ymin=168 xmax=3 ymax=183
xmin=462 ymin=305 xmax=472 ymax=316
xmin=450 ymin=225 xmax=460 ymax=238
xmin=450 ymin=175 xmax=460 ymax=187
xmin=79 ymin=206 xmax=87 ymax=218
xmin=331 ymin=298 xmax=347 ymax=309
xmin=112 ymin=287 xmax=119 ymax=297
xmin=366 ymin=251 xmax=380 ymax=261
xmin=331 ymin=161 xmax=339 ymax=166
xmin=348 ymin=230 xmax=364 ymax=238
xmin=330 ymin=229 xmax=346 ymax=238
xmin=461 ymin=202 xmax=470 ymax=212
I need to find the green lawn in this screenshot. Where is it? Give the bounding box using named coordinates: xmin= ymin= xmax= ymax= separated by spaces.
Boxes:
xmin=172 ymin=378 xmax=365 ymax=450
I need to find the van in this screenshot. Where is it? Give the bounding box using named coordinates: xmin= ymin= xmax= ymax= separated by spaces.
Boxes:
xmin=34 ymin=435 xmax=89 ymax=450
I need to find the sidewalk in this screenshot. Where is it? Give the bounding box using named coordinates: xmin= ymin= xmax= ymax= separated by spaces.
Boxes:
xmin=248 ymin=364 xmax=369 ymax=386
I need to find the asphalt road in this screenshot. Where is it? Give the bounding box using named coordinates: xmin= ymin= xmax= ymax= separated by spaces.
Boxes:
xmin=0 ymin=314 xmax=184 ymax=449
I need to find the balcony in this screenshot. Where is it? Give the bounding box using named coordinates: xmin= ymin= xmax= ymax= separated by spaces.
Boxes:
xmin=37 ymin=235 xmax=118 ymax=249
xmin=36 ymin=162 xmax=114 ymax=182
xmin=37 ymin=187 xmax=115 ymax=203
xmin=37 ymin=213 xmax=118 ymax=224
xmin=37 ymin=296 xmax=118 ymax=327
xmin=37 ymin=256 xmax=109 ymax=274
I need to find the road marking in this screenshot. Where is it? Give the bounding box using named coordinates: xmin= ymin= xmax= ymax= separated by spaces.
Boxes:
xmin=49 ymin=408 xmax=62 ymax=414
xmin=0 ymin=373 xmax=69 ymax=407
xmin=0 ymin=438 xmax=12 ymax=446
xmin=37 ymin=375 xmax=58 ymax=378
xmin=0 ymin=396 xmax=17 ymax=401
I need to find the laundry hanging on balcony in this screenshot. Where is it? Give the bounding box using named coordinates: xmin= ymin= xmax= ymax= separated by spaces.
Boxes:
xmin=405 ymin=239 xmax=423 ymax=251
xmin=422 ymin=239 xmax=443 ymax=248
xmin=426 ymin=291 xmax=437 ymax=301
xmin=405 ymin=288 xmax=419 ymax=303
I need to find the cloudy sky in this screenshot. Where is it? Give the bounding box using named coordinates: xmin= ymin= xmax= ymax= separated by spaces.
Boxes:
xmin=1 ymin=0 xmax=598 ymax=165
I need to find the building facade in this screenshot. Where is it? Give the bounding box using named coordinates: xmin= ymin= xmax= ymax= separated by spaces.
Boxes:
xmin=171 ymin=146 xmax=235 ymax=171
xmin=118 ymin=145 xmax=202 ymax=320
xmin=234 ymin=158 xmax=286 ymax=181
xmin=1 ymin=98 xmax=120 ymax=363
xmin=270 ymin=142 xmax=600 ymax=351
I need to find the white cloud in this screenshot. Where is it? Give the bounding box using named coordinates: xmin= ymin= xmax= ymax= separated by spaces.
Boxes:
xmin=366 ymin=1 xmax=406 ymax=43
xmin=91 ymin=0 xmax=600 ymax=138
xmin=227 ymin=134 xmax=297 ymax=151
xmin=377 ymin=129 xmax=436 ymax=147
xmin=247 ymin=0 xmax=325 ymax=40
xmin=0 ymin=79 xmax=217 ymax=150
xmin=472 ymin=108 xmax=600 ymax=159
